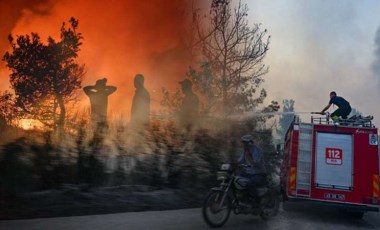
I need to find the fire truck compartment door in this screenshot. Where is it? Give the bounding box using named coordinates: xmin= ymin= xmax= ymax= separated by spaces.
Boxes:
xmin=315 ymin=132 xmax=353 ymax=190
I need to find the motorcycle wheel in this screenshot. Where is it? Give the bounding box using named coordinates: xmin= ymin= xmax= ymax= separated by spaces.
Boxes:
xmin=260 ymin=192 xmax=280 ymax=220
xmin=202 ymin=190 xmax=231 ymax=228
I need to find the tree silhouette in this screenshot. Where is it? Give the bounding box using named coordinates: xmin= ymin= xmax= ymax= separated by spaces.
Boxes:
xmin=189 ymin=0 xmax=272 ymax=115
xmin=3 ymin=17 xmax=85 ymax=130
xmin=277 ymin=99 xmax=295 ymax=143
xmin=0 ymin=91 xmax=17 ymax=126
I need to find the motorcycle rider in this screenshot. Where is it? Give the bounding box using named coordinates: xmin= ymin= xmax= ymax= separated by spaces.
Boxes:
xmin=238 ymin=135 xmax=267 ymax=200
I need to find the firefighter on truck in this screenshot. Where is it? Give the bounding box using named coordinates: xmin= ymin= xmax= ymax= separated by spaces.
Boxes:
xmin=280 ymin=109 xmax=379 ymax=219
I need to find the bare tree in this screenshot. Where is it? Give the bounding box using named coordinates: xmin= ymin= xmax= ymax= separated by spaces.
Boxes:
xmin=190 ymin=0 xmax=272 ymax=115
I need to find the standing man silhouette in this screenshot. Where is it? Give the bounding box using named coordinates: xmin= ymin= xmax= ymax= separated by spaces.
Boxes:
xmin=178 ymin=79 xmax=199 ymax=128
xmin=130 ymin=74 xmax=150 ymax=128
xmin=84 ymin=78 xmax=117 ymax=129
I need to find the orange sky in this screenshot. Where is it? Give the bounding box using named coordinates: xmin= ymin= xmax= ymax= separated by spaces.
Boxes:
xmin=0 ymin=0 xmax=207 ymax=120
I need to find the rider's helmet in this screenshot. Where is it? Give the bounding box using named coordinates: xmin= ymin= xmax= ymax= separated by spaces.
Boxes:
xmin=241 ymin=134 xmax=254 ymax=144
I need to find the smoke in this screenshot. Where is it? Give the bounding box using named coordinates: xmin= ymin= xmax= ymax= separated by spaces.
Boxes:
xmin=244 ymin=0 xmax=380 ymax=127
xmin=1 ymin=0 xmax=207 ymax=118
xmin=0 ymin=0 xmax=51 ymax=56
xmin=372 ymin=26 xmax=380 ymax=83
xmin=0 ymin=0 xmax=53 ymax=91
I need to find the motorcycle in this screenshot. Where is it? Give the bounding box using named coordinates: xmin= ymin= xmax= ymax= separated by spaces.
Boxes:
xmin=202 ymin=163 xmax=279 ymax=227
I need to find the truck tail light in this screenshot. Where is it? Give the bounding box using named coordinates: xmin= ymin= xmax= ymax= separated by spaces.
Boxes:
xmin=363 ymin=197 xmax=379 ymax=205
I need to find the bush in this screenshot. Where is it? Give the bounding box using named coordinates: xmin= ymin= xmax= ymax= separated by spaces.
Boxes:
xmin=0 ymin=138 xmax=33 ymax=195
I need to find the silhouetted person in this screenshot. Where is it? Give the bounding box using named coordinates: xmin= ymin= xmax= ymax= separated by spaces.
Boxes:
xmin=130 ymin=74 xmax=150 ymax=127
xmin=178 ymin=79 xmax=199 ymax=128
xmin=84 ymin=78 xmax=117 ymax=129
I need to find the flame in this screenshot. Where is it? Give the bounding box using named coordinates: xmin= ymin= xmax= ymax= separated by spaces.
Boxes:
xmin=18 ymin=119 xmax=44 ymax=130
xmin=0 ymin=0 xmax=207 ymax=120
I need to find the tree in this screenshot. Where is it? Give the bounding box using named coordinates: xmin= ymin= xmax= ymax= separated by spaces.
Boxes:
xmin=190 ymin=0 xmax=272 ymax=115
xmin=277 ymin=99 xmax=295 ymax=143
xmin=2 ymin=17 xmax=85 ymax=130
xmin=0 ymin=91 xmax=17 ymax=126
xmin=160 ymin=88 xmax=183 ymax=115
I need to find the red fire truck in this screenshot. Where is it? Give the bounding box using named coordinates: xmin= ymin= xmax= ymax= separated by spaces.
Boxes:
xmin=280 ymin=115 xmax=379 ymax=218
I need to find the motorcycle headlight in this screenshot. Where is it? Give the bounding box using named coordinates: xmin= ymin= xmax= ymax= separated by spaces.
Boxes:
xmin=217 ymin=171 xmax=228 ymax=181
xmin=220 ymin=164 xmax=231 ymax=171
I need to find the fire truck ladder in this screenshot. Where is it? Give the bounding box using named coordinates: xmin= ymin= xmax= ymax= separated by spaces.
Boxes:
xmin=296 ymin=123 xmax=313 ymax=197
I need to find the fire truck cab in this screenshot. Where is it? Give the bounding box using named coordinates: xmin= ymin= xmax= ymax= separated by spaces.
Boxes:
xmin=280 ymin=115 xmax=379 ymax=218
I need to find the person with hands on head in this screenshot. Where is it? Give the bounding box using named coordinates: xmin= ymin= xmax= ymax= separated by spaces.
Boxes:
xmin=83 ymin=78 xmax=117 ymax=129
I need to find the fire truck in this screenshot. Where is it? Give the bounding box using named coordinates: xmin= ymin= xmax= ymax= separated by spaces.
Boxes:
xmin=280 ymin=114 xmax=379 ymax=218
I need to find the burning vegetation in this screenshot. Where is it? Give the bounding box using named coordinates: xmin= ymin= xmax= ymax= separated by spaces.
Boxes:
xmin=0 ymin=0 xmax=282 ymax=219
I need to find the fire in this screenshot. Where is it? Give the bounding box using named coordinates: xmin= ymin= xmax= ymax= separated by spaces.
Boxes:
xmin=18 ymin=119 xmax=44 ymax=130
xmin=0 ymin=0 xmax=207 ymax=120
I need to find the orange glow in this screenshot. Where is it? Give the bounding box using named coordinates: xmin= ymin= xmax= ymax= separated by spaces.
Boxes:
xmin=18 ymin=119 xmax=44 ymax=130
xmin=0 ymin=0 xmax=207 ymax=120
